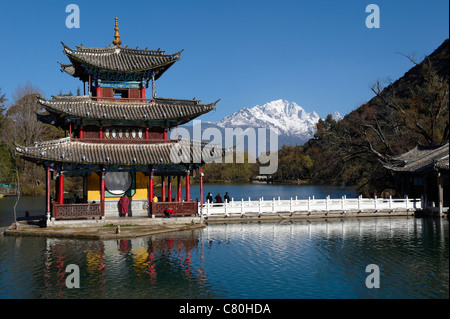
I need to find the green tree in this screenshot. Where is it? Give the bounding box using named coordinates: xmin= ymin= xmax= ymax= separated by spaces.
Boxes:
xmin=0 ymin=88 xmax=14 ymax=183
xmin=2 ymin=82 xmax=64 ymax=195
xmin=201 ymin=151 xmax=259 ymax=183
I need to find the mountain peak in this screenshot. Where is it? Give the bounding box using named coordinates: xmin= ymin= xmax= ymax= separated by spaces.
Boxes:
xmin=217 ymin=100 xmax=321 ymax=142
xmin=182 ymin=99 xmax=341 ymax=149
xmin=258 ymin=99 xmax=303 ymax=116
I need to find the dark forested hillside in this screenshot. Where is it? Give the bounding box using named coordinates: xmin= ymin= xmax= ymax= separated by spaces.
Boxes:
xmin=284 ymin=39 xmax=449 ymax=196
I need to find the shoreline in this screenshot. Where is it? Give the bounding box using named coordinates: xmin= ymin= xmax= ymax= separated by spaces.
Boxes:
xmin=2 ymin=217 xmax=205 ymax=240
xmin=2 ymin=209 xmax=432 ymax=240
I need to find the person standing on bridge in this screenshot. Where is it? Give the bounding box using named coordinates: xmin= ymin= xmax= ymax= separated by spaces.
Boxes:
xmin=215 ymin=193 xmax=223 ymax=204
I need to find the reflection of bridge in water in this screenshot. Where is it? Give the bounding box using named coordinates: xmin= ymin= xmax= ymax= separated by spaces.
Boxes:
xmin=203 ymin=217 xmax=426 ymax=243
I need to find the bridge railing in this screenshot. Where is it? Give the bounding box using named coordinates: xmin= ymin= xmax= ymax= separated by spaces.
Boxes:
xmin=200 ymin=195 xmax=423 ymax=218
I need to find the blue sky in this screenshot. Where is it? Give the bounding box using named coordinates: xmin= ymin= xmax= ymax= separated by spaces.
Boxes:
xmin=0 ymin=0 xmax=448 ymax=122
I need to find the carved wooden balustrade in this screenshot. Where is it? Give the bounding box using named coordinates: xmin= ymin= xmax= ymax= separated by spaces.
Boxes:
xmin=150 ymin=201 xmax=198 ymax=217
xmin=52 ymin=202 xmax=102 ymax=220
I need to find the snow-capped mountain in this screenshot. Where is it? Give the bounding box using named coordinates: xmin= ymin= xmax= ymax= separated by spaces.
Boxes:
xmin=331 ymin=111 xmax=343 ymax=122
xmin=179 ymin=99 xmax=341 ymax=150
xmin=217 ymin=99 xmax=320 ymax=140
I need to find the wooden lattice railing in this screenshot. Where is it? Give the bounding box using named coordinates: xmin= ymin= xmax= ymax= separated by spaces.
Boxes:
xmin=150 ymin=201 xmax=198 ymax=217
xmin=52 ymin=202 xmax=102 ymax=220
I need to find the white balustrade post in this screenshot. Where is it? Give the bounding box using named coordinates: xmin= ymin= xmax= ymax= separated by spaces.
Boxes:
xmin=241 ymin=198 xmax=244 ymax=215
xmin=290 ymin=197 xmax=293 ymax=214
xmin=225 ymin=200 xmax=228 ymax=216
xmin=389 ymin=195 xmax=392 ymax=210
xmin=326 ymin=195 xmax=329 ymax=211
xmin=341 ymin=196 xmax=345 ymax=210
xmin=405 ymin=195 xmax=409 ymax=209
xmin=207 ymin=200 xmax=210 ymax=217
xmin=272 ymin=197 xmax=275 ymax=213
xmin=259 ymin=198 xmax=262 ymax=217
xmin=308 ymin=197 xmax=311 ymax=212
xmin=374 ymin=195 xmax=378 ymax=210
xmin=358 ymin=195 xmax=362 ymax=210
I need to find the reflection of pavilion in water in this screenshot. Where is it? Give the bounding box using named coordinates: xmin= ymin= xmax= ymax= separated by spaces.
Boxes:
xmin=102 ymin=232 xmax=203 ymax=283
xmin=43 ymin=230 xmax=210 ymax=298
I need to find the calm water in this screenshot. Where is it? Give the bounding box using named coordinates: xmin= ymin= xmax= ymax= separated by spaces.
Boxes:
xmin=0 ymin=184 xmax=448 ymax=299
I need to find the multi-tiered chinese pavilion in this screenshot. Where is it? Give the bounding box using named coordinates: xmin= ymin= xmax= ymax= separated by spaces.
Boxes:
xmin=15 ymin=18 xmax=223 ymax=221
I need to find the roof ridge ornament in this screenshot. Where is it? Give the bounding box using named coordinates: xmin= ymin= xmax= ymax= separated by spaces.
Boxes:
xmin=112 ymin=17 xmax=122 ymax=47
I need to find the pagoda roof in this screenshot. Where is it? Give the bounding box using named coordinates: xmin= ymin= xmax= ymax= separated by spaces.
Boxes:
xmin=61 ymin=42 xmax=182 ymax=81
xmin=384 ymin=143 xmax=449 ymax=173
xmin=15 ymin=137 xmax=231 ymax=169
xmin=37 ymin=95 xmax=218 ymax=127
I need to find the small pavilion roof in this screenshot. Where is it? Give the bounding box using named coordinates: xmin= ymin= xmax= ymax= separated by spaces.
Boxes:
xmin=37 ymin=95 xmax=218 ymax=126
xmin=61 ymin=42 xmax=182 ymax=81
xmin=384 ymin=143 xmax=449 ymax=173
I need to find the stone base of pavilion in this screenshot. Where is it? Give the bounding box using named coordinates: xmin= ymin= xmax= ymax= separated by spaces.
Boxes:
xmin=46 ymin=215 xmax=203 ymax=228
xmin=3 ymin=216 xmax=204 ymax=240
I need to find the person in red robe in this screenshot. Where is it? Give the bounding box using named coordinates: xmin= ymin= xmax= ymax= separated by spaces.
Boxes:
xmin=119 ymin=194 xmax=130 ymax=217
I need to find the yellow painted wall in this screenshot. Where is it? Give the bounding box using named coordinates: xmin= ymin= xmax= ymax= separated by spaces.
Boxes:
xmin=87 ymin=172 xmax=101 ymax=201
xmin=134 ymin=172 xmax=148 ymax=199
xmin=87 ymin=172 xmax=148 ymax=201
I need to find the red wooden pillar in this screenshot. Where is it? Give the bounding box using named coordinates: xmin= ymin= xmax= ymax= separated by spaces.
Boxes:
xmin=163 ymin=129 xmax=167 ymax=140
xmin=46 ymin=167 xmax=51 ymax=214
xmin=149 ymin=170 xmax=154 ymax=215
xmin=57 ymin=172 xmax=64 ymax=204
xmin=100 ymin=170 xmax=105 ymax=217
xmin=140 ymin=87 xmax=145 ymax=102
xmin=161 ymin=175 xmax=165 ymax=202
xmin=79 ymin=124 xmax=84 ymax=139
xmin=145 ymin=127 xmax=149 ymax=139
xmin=200 ymin=166 xmax=204 ymax=210
xmin=96 ymin=86 xmax=101 ymax=101
xmin=168 ymin=176 xmax=172 ymax=202
xmin=55 ymin=173 xmax=59 ymax=202
xmin=99 ymin=125 xmax=103 ymax=139
xmin=186 ymin=172 xmax=191 ymax=201
xmin=177 ymin=175 xmax=182 ymax=202
xmin=88 ymin=74 xmax=91 ymax=96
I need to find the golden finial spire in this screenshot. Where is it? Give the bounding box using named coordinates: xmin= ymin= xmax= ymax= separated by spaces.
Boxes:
xmin=112 ymin=17 xmax=122 ymax=46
